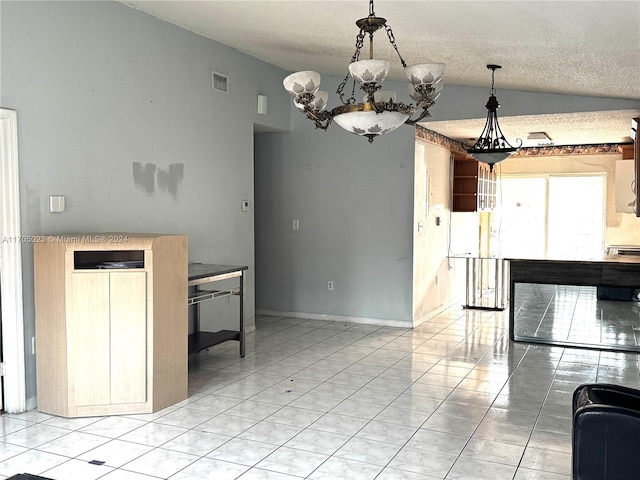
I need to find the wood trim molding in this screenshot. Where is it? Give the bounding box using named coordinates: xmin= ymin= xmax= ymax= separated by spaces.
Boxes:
xmin=415 ymin=125 xmax=468 ymax=154
xmin=512 ymin=143 xmax=624 ymax=157
xmin=0 ymin=108 xmax=27 ymax=413
xmin=416 ymin=124 xmax=629 ymax=157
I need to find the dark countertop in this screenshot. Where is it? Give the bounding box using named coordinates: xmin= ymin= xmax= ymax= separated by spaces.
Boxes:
xmin=188 ymin=263 xmax=248 ymax=281
xmin=507 ymin=255 xmax=640 ymax=265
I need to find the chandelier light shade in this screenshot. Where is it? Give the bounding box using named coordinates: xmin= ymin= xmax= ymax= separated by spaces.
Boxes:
xmin=467 ymin=65 xmax=521 ymax=170
xmin=283 ymin=0 xmax=445 ymax=143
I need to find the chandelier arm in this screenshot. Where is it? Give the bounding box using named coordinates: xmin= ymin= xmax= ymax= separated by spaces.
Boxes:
xmin=404 ymin=104 xmax=434 ymax=125
xmin=303 ymin=107 xmax=332 ymax=131
xmin=384 ymin=25 xmax=407 ymax=68
xmin=491 ymin=117 xmax=519 ymax=149
xmin=471 ymin=116 xmax=496 ymax=150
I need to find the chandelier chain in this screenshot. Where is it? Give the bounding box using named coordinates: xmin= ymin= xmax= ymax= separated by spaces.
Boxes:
xmin=384 ymin=25 xmax=407 ymax=68
xmin=337 ymin=29 xmax=367 ymax=104
xmin=490 ymin=68 xmax=496 ymax=96
xmin=353 ymin=29 xmax=365 ymax=62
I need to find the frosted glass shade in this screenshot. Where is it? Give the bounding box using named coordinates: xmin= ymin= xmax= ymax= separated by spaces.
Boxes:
xmin=283 ymin=71 xmax=321 ymax=98
xmin=333 ymin=108 xmax=408 ymax=138
xmin=468 ymin=150 xmax=515 ymax=167
xmin=349 ymin=59 xmax=390 ymax=85
xmin=405 ymin=63 xmax=446 ymax=86
xmin=295 ymin=90 xmax=328 ymax=111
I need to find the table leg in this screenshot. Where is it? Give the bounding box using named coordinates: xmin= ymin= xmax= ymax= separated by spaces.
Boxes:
xmin=239 ymin=271 xmax=245 ymax=358
xmin=194 ymin=287 xmax=200 ymax=333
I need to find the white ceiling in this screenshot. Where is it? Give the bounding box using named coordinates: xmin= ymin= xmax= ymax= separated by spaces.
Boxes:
xmin=120 ymin=0 xmax=640 ymax=145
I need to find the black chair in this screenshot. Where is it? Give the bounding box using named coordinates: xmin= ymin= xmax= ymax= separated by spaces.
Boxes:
xmin=6 ymin=475 xmax=54 ymax=480
xmin=573 ymin=383 xmax=640 ymax=479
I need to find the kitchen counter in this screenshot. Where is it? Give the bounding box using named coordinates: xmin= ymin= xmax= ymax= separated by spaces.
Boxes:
xmin=508 ymin=256 xmax=640 ymax=352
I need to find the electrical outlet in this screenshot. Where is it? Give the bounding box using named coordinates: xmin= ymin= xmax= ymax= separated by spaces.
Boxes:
xmin=327 ymin=281 xmax=334 ymax=290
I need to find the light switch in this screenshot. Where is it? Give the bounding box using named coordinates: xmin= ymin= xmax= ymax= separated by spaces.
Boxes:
xmin=49 ymin=195 xmax=65 ymax=213
xmin=241 ymin=200 xmax=250 ymax=212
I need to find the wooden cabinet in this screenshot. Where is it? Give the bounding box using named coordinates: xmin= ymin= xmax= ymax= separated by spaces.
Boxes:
xmin=34 ymin=233 xmax=187 ymax=417
xmin=452 ymin=152 xmax=496 ymax=212
xmin=69 ymin=271 xmax=147 ymax=406
xmin=633 ymin=118 xmax=639 ymax=217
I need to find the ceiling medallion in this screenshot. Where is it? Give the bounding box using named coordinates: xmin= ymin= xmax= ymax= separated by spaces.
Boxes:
xmin=467 ymin=64 xmax=522 ymax=170
xmin=283 ymin=0 xmax=445 ymax=143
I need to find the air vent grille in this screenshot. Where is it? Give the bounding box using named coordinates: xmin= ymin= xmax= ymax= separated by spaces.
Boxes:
xmin=212 ymin=71 xmax=229 ymax=93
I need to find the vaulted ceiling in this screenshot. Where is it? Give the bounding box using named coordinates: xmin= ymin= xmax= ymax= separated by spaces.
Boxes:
xmin=120 ymin=0 xmax=640 ymax=145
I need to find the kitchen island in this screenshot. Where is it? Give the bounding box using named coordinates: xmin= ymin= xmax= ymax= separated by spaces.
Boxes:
xmin=509 ymin=255 xmax=640 ymax=352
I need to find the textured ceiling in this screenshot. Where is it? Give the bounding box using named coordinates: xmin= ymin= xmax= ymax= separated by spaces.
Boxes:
xmin=120 ymin=0 xmax=640 ymax=145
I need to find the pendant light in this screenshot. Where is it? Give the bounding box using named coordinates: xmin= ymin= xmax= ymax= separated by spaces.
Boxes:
xmin=467 ymin=65 xmax=521 ymax=170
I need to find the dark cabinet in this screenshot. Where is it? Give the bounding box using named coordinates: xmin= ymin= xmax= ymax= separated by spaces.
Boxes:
xmin=633 ymin=118 xmax=639 ymax=217
xmin=452 ymin=152 xmax=496 ymax=212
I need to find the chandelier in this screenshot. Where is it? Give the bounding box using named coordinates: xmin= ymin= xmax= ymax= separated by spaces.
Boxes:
xmin=467 ymin=64 xmax=521 ymax=170
xmin=282 ymin=0 xmax=445 ymax=143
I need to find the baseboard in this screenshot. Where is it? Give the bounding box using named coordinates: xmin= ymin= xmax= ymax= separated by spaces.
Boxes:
xmin=256 ymin=309 xmax=413 ymax=329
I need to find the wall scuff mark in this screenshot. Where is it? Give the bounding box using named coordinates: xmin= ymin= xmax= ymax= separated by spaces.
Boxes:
xmin=133 ymin=162 xmax=184 ymax=199
xmin=157 ymin=164 xmax=184 ymax=199
xmin=132 ymin=162 xmax=156 ymax=195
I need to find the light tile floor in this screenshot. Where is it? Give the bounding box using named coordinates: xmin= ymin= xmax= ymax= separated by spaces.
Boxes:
xmin=1 ymin=306 xmax=640 ymax=479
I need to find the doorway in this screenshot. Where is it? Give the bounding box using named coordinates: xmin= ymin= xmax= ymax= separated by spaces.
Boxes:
xmin=0 ymin=108 xmax=27 ymax=413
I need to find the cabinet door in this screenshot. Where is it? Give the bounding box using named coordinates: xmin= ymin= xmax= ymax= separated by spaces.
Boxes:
xmin=69 ymin=271 xmax=147 ymax=407
xmin=69 ymin=273 xmax=111 ymax=406
xmin=110 ymin=271 xmax=147 ymax=404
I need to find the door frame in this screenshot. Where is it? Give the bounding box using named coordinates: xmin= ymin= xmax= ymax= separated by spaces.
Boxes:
xmin=1 ymin=108 xmax=27 ymax=413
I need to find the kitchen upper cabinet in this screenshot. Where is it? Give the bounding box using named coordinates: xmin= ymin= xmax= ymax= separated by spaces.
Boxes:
xmin=633 ymin=118 xmax=639 ymax=217
xmin=452 ymin=152 xmax=496 ymax=212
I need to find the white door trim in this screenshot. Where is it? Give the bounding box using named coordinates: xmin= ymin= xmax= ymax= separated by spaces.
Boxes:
xmin=0 ymin=108 xmax=27 ymax=413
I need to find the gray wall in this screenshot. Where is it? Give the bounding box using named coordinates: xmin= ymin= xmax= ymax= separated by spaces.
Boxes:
xmin=1 ymin=0 xmax=291 ymax=404
xmin=255 ymin=108 xmax=417 ymax=324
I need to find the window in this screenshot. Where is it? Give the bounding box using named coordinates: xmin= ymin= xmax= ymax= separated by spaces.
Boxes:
xmin=492 ymin=174 xmax=605 ymax=259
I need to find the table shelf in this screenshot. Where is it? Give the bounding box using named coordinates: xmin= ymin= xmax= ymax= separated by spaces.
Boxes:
xmin=188 ymin=330 xmax=241 ymax=355
xmin=188 ymin=263 xmax=248 ymax=358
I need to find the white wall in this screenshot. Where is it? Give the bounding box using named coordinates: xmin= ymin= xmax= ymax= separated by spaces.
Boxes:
xmin=412 ymin=141 xmax=478 ymax=324
xmin=1 ymin=0 xmax=291 ymax=405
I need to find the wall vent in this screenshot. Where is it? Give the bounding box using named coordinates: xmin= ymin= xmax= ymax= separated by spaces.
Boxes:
xmin=212 ymin=71 xmax=229 ymax=93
